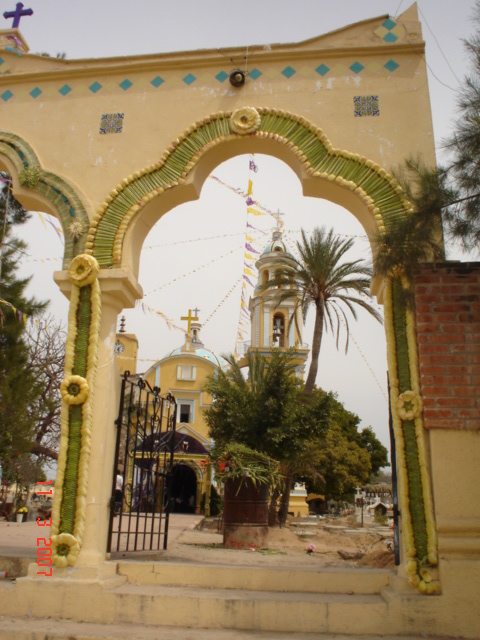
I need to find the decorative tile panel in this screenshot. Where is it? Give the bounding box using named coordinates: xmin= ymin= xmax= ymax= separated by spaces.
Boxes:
xmin=151 ymin=76 xmax=164 ymax=87
xmin=119 ymin=79 xmax=132 ymax=91
xmin=350 ymin=62 xmax=364 ymax=74
xmin=384 ymin=59 xmax=399 ymax=72
xmin=374 ymin=18 xmax=405 ymax=43
xmin=354 ymin=95 xmax=379 ymax=117
xmin=315 ymin=64 xmax=330 ymax=76
xmin=99 ymin=113 xmax=124 ymax=134
xmin=248 ymin=68 xmax=262 ymax=80
xmin=281 ymin=66 xmax=296 ymax=78
xmin=215 ymin=71 xmax=228 ymax=83
xmin=89 ymin=81 xmax=102 ymax=93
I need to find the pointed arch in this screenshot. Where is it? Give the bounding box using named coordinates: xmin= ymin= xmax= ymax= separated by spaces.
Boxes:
xmin=0 ymin=130 xmax=90 ymax=265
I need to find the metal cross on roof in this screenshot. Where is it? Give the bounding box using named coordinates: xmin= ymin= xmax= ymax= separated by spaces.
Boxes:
xmin=181 ymin=309 xmax=199 ymax=333
xmin=273 ymin=209 xmax=285 ymax=229
xmin=3 ymin=3 xmax=33 ymax=28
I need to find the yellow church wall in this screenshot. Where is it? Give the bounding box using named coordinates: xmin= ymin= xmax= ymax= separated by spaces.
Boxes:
xmin=143 ymin=353 xmax=217 ymax=442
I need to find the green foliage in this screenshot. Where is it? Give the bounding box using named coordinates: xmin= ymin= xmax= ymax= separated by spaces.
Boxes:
xmin=297 ymin=424 xmax=372 ymax=501
xmin=260 ymin=227 xmax=382 ymax=392
xmin=372 ymin=158 xmax=448 ymax=292
xmin=209 ymin=485 xmax=223 ymax=517
xmin=0 ymin=177 xmax=47 ymax=482
xmin=212 ymin=442 xmax=283 ymax=490
xmin=204 ymin=349 xmax=332 ymax=463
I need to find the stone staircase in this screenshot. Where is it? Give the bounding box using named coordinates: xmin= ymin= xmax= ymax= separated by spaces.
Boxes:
xmin=107 ymin=561 xmax=393 ymax=635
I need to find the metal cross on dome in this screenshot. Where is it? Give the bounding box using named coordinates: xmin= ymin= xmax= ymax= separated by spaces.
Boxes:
xmin=180 ymin=309 xmax=199 ymax=333
xmin=3 ymin=3 xmax=33 ymax=28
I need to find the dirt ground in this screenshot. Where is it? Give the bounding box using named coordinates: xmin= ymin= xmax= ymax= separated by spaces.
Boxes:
xmin=164 ymin=515 xmax=396 ymax=570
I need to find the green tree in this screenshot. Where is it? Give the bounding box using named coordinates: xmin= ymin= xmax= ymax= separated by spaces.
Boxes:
xmin=262 ymin=227 xmax=382 ymax=393
xmin=0 ymin=175 xmax=47 ymax=483
xmin=297 ymin=424 xmax=372 ymax=502
xmin=204 ymin=349 xmax=333 ymax=523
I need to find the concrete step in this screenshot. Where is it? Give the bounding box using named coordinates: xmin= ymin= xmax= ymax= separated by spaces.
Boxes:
xmin=117 ymin=560 xmax=393 ymax=595
xmin=0 ymin=616 xmax=449 ymax=640
xmin=104 ymin=582 xmax=388 ymax=635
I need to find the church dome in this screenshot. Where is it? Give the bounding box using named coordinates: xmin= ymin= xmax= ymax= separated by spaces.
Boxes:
xmin=164 ymin=345 xmax=229 ymax=371
xmin=261 ymin=230 xmax=291 ymax=256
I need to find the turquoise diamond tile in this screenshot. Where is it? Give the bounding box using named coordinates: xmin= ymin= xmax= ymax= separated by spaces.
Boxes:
xmin=384 ymin=59 xmax=399 ymax=72
xmin=350 ymin=62 xmax=364 ymax=74
xmin=384 ymin=32 xmax=398 ymax=42
xmin=59 ymin=84 xmax=71 ymax=96
xmin=119 ymin=79 xmax=132 ymax=91
xmin=1 ymin=89 xmax=13 ymax=101
xmin=383 ymin=18 xmax=397 ymax=30
xmin=151 ymin=76 xmax=164 ymax=87
xmin=315 ymin=64 xmax=330 ymax=76
xmin=0 ymin=57 xmax=4 ymax=65
xmin=215 ymin=71 xmax=228 ymax=82
xmin=183 ymin=73 xmax=196 ymax=85
xmin=30 ymin=87 xmax=42 ymax=99
xmin=89 ymin=81 xmax=102 ymax=93
xmin=282 ymin=66 xmax=296 ymax=79
xmin=249 ymin=68 xmax=262 ymax=80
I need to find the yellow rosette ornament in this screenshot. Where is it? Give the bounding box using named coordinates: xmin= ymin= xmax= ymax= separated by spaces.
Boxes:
xmin=51 ymin=532 xmax=81 ymax=567
xmin=230 ymin=107 xmax=261 ymax=135
xmin=68 ymin=253 xmax=99 ymax=287
xmin=60 ymin=374 xmax=89 ymax=406
xmin=397 ymin=390 xmax=422 ymax=421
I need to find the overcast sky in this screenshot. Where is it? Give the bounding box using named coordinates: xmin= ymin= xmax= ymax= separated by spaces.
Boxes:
xmin=7 ymin=0 xmax=479 ymax=453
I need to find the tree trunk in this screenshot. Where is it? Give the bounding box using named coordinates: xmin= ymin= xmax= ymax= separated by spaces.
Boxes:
xmin=305 ymin=304 xmax=324 ymax=393
xmin=278 ymin=473 xmax=293 ymax=527
xmin=268 ymin=485 xmax=280 ymax=526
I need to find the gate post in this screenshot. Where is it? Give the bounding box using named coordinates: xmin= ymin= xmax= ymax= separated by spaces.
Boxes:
xmin=54 ymin=267 xmax=143 ymax=569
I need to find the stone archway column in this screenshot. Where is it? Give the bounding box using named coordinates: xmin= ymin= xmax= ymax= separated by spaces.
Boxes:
xmin=54 ymin=267 xmax=143 ymax=570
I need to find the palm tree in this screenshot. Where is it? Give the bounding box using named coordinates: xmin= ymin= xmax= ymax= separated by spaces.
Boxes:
xmin=262 ymin=226 xmax=383 ymax=393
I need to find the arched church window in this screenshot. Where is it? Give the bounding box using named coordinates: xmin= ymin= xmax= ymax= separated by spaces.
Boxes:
xmin=272 ymin=313 xmax=285 ymax=347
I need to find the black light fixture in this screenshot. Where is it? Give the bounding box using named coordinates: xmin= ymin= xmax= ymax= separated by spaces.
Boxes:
xmin=229 ymin=69 xmax=246 ymax=87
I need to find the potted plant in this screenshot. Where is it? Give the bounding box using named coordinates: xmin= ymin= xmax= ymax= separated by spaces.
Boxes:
xmin=16 ymin=505 xmax=28 ymax=523
xmin=213 ymin=443 xmax=283 ymax=549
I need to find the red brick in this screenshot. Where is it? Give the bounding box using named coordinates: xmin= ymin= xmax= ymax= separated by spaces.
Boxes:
xmin=424 ymin=408 xmax=455 ymax=419
xmin=458 ymin=313 xmax=477 ymax=322
xmin=453 ymin=386 xmax=477 ymax=396
xmin=424 ymin=419 xmax=466 ymax=429
xmin=436 ymin=397 xmax=476 ymax=408
xmin=416 ymin=322 xmax=440 ymax=333
xmin=441 ymin=324 xmax=471 ymax=334
xmin=467 ymin=333 xmax=480 ymax=343
xmin=434 ymin=303 xmax=471 ymax=313
xmin=420 ymin=365 xmax=445 ymax=375
xmin=428 ymin=334 xmax=465 ymax=344
xmin=459 ymin=409 xmax=480 ymax=418
xmin=464 ymin=419 xmax=480 ymax=429
xmin=419 ymin=344 xmax=449 ymax=354
xmin=432 ymin=375 xmax=471 ymax=386
xmin=429 ymin=354 xmax=467 ymax=365
xmin=421 ymin=386 xmax=452 ymax=396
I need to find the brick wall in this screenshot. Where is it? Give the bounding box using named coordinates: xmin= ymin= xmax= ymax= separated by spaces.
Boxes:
xmin=414 ymin=262 xmax=480 ymax=430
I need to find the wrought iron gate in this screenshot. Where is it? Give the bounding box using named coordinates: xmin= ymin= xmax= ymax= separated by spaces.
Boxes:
xmin=108 ymin=372 xmax=177 ymax=554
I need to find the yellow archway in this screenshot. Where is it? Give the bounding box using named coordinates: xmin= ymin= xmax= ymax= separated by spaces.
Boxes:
xmin=47 ymin=107 xmax=436 ymax=589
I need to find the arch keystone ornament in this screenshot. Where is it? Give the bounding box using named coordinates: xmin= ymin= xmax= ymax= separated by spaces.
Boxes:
xmin=49 ymin=107 xmax=437 ymax=590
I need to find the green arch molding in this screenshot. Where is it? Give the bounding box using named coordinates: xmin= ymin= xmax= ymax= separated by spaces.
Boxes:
xmin=0 ymin=131 xmax=90 ymax=266
xmin=56 ymin=107 xmax=437 ymax=589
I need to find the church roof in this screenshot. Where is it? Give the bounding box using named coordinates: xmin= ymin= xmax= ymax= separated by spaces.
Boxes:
xmin=260 ymin=230 xmax=291 ymax=256
xmin=162 ymin=345 xmax=229 ymax=371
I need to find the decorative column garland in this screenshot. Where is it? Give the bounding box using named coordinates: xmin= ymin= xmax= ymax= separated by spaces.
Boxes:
xmin=51 ymin=254 xmax=101 ymax=567
xmin=384 ymin=277 xmax=439 ymax=594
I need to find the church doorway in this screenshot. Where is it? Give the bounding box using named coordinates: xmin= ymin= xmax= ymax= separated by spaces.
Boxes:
xmin=170 ymin=464 xmax=197 ymax=514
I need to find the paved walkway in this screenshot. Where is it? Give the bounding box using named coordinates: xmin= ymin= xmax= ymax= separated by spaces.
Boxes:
xmin=0 ymin=513 xmax=203 ymax=575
